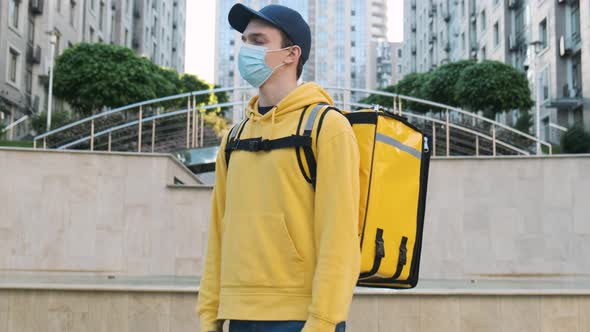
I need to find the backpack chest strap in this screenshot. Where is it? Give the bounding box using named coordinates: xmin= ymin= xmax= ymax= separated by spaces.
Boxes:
xmin=226 ymin=135 xmax=312 ymax=152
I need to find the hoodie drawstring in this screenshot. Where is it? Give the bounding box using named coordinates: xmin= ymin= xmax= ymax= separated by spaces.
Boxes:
xmin=270 ymin=106 xmax=277 ymax=140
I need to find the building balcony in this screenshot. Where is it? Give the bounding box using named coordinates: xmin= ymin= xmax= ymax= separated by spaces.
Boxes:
xmin=559 ymin=35 xmax=582 ymax=57
xmin=29 ymin=0 xmax=44 ymax=15
xmin=545 ymin=84 xmax=584 ymax=110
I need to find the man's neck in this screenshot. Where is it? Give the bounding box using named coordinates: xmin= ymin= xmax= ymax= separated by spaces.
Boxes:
xmin=258 ymin=80 xmax=298 ymax=107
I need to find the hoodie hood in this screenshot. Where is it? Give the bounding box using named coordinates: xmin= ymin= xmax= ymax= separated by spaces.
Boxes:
xmin=245 ymin=82 xmax=334 ymax=122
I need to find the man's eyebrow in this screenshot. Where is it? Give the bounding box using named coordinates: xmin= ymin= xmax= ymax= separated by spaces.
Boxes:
xmin=244 ymin=32 xmax=268 ymax=40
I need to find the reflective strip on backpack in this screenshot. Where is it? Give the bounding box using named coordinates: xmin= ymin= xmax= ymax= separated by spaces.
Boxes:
xmin=303 ymin=103 xmax=328 ymax=134
xmin=376 ymin=133 xmax=422 ymax=160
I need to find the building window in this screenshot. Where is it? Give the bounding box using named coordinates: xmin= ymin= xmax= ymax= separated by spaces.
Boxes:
xmin=9 ymin=0 xmax=20 ymax=29
xmin=480 ymin=10 xmax=486 ymax=31
xmin=90 ymin=27 xmax=95 ymax=42
xmin=351 ymin=26 xmax=355 ymax=32
xmin=55 ymin=32 xmax=61 ymax=56
xmin=28 ymin=18 xmax=35 ymax=43
xmin=571 ymin=2 xmax=580 ymax=44
xmin=91 ymin=0 xmax=95 ymax=11
xmin=229 ymin=39 xmax=235 ymax=46
xmin=351 ymin=10 xmax=355 ymax=16
xmin=397 ymin=49 xmax=402 ymax=58
xmin=70 ymin=1 xmax=76 ymax=26
xmin=539 ymin=18 xmax=548 ymax=49
xmin=540 ymin=67 xmax=550 ymax=101
xmin=397 ymin=64 xmax=402 ymax=74
xmin=57 ymin=0 xmax=62 ymax=12
xmin=127 ymin=0 xmax=131 ymax=14
xmin=125 ymin=29 xmax=129 ymax=46
xmin=462 ymin=32 xmax=466 ymax=52
xmin=99 ymin=2 xmax=105 ymax=30
xmin=493 ymin=22 xmax=499 ymax=47
xmin=8 ymin=48 xmax=20 ymax=85
xmin=461 ymin=0 xmax=465 ymax=17
xmin=25 ymin=69 xmax=33 ymax=93
xmin=481 ymin=46 xmax=486 ymax=60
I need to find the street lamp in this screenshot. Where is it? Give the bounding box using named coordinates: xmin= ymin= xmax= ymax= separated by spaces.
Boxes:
xmin=46 ymin=32 xmax=57 ymax=132
xmin=529 ymin=40 xmax=543 ymax=155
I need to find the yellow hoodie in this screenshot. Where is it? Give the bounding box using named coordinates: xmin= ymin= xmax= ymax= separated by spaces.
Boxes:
xmin=197 ymin=83 xmax=361 ymax=332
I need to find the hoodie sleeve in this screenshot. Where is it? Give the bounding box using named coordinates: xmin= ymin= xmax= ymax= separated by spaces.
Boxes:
xmin=302 ymin=114 xmax=361 ymax=332
xmin=196 ymin=134 xmax=228 ymax=332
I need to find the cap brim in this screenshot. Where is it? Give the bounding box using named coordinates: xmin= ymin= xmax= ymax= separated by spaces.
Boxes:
xmin=228 ymin=4 xmax=281 ymax=33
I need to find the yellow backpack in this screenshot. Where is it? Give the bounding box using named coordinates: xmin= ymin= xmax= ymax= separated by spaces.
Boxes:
xmin=225 ymin=103 xmax=431 ymax=289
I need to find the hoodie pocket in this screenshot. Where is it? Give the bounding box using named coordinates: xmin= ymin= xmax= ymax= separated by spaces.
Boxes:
xmin=220 ymin=213 xmax=305 ymax=288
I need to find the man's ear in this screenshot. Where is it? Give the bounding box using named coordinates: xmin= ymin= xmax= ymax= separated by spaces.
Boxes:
xmin=284 ymin=45 xmax=302 ymax=65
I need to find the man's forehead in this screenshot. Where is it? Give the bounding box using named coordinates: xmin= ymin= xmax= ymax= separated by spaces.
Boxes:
xmin=243 ymin=19 xmax=281 ymax=35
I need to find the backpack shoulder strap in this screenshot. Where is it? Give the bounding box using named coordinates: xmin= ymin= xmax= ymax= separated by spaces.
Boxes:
xmin=224 ymin=117 xmax=249 ymax=168
xmin=297 ymin=103 xmax=338 ymax=190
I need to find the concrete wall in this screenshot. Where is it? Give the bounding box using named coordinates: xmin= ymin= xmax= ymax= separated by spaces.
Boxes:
xmin=1 ymin=290 xmax=589 ymax=332
xmin=1 ymin=148 xmax=590 ymax=279
xmin=0 ymin=147 xmax=210 ymax=277
xmin=2 ymin=148 xmax=590 ymax=331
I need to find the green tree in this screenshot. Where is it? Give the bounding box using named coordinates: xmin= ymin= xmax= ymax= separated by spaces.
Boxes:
xmin=213 ymin=84 xmax=230 ymax=117
xmin=561 ymin=125 xmax=590 ymax=154
xmin=53 ymin=43 xmax=172 ymax=116
xmin=455 ymin=60 xmax=534 ymax=118
xmin=0 ymin=121 xmax=6 ymax=140
xmin=31 ymin=111 xmax=72 ymax=134
xmin=423 ymin=60 xmax=476 ymax=106
xmin=359 ymin=72 xmax=432 ymax=113
xmin=513 ymin=110 xmax=533 ymax=134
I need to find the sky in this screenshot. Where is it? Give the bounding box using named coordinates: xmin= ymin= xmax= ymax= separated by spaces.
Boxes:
xmin=184 ymin=0 xmax=404 ymax=83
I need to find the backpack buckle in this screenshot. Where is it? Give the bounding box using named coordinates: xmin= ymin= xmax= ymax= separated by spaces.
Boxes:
xmin=248 ymin=139 xmax=260 ymax=151
xmin=260 ymin=139 xmax=272 ymax=151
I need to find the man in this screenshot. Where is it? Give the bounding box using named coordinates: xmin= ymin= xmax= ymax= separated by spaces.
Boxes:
xmin=197 ymin=4 xmax=360 ymax=332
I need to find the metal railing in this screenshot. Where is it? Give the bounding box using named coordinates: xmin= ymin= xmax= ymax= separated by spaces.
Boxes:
xmin=32 ymin=86 xmax=552 ymax=157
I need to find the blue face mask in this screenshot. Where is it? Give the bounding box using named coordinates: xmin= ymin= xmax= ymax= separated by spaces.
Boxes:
xmin=238 ymin=44 xmax=290 ymax=88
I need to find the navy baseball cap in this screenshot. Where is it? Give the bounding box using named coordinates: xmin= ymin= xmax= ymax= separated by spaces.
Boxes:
xmin=228 ymin=4 xmax=312 ymax=65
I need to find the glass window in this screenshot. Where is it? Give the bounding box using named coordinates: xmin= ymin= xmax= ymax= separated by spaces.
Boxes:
xmin=494 ymin=22 xmax=499 ymax=47
xmin=99 ymin=2 xmax=105 ymax=29
xmin=9 ymin=0 xmax=20 ymax=29
xmin=26 ymin=69 xmax=32 ymax=93
xmin=481 ymin=10 xmax=486 ymax=31
xmin=539 ymin=18 xmax=547 ymax=49
xmin=28 ymin=18 xmax=35 ymax=43
xmin=70 ymin=1 xmax=76 ymax=26
xmin=8 ymin=48 xmax=19 ymax=84
xmin=541 ymin=67 xmax=550 ymax=101
xmin=571 ymin=2 xmax=580 ymax=43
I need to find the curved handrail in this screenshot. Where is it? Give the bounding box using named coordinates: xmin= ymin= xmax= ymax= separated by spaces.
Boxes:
xmin=35 ymin=86 xmax=251 ymax=140
xmin=35 ymin=85 xmax=551 ymax=155
xmin=325 ymin=86 xmax=552 ymax=151
xmin=58 ymin=101 xmax=243 ymax=149
xmin=58 ymin=98 xmax=531 ymax=157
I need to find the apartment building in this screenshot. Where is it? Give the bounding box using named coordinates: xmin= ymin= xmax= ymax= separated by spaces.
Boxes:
xmin=403 ymin=0 xmax=589 ymax=142
xmin=368 ymin=41 xmax=404 ymax=90
xmin=0 ymin=0 xmax=186 ymax=140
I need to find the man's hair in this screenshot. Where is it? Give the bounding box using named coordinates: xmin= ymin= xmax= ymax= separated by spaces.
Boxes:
xmin=280 ymin=31 xmax=304 ymax=79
